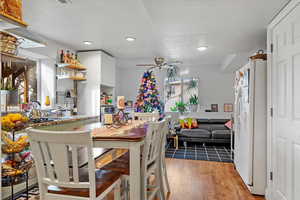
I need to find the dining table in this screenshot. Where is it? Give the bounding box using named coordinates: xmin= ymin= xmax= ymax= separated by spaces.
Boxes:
xmin=38 ymin=118 xmax=148 ymax=200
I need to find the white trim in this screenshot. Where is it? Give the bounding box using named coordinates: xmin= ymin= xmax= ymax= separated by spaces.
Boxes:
xmin=266 ymin=22 xmax=274 ymax=200
xmin=268 ymin=0 xmax=300 ymax=29
xmin=266 ymin=1 xmax=300 ymax=199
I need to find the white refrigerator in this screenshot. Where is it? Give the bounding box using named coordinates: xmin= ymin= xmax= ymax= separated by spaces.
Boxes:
xmin=234 ymin=59 xmax=267 ymax=195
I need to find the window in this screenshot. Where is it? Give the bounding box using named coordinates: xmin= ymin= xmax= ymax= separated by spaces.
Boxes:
xmin=164 ymin=77 xmax=199 ymax=112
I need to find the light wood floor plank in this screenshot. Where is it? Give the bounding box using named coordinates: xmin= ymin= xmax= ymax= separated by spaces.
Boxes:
xmin=108 ymin=158 xmax=265 ymax=200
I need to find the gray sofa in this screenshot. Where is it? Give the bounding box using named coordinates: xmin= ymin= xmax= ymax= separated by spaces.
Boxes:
xmin=177 ymin=119 xmax=231 ymax=145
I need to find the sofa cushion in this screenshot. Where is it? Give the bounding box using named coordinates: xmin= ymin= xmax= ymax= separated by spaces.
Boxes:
xmin=210 ymin=124 xmax=228 ymax=131
xmin=209 ymin=119 xmax=230 ymax=124
xmin=180 ymin=129 xmax=211 ymax=138
xmin=197 ymin=124 xmax=211 ymax=131
xmin=196 ymin=119 xmax=209 ymax=124
xmin=211 ymin=130 xmax=231 ymax=139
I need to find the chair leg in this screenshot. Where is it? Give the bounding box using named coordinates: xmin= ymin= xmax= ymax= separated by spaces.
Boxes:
xmin=114 ymin=180 xmax=121 ymax=200
xmin=156 ymin=167 xmax=166 ymax=200
xmin=162 ymin=158 xmax=171 ymax=193
xmin=183 ymin=141 xmax=187 ymax=148
xmin=123 ymin=177 xmax=129 ymax=200
xmin=39 ymin=183 xmax=47 ymax=200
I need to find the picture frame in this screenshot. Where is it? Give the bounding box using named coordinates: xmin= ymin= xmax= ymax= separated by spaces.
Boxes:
xmin=224 ymin=103 xmax=233 ymax=112
xmin=211 ymin=104 xmax=218 ymax=112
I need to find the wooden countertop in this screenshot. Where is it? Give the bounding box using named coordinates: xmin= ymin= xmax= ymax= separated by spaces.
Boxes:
xmin=30 ymin=115 xmax=99 ymax=128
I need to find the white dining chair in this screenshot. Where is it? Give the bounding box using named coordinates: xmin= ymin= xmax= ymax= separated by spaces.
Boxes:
xmin=102 ymin=120 xmax=166 ymax=200
xmin=27 ymin=128 xmax=122 ymax=200
xmin=133 ymin=112 xmax=160 ymax=122
xmin=140 ymin=120 xmax=165 ymax=200
xmin=159 ymin=116 xmax=171 ymax=197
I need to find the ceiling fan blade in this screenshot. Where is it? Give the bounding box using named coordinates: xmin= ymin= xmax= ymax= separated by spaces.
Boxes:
xmin=136 ymin=64 xmax=156 ymax=67
xmin=167 ymin=60 xmax=183 ymax=65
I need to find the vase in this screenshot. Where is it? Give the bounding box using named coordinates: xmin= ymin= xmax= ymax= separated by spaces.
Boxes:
xmin=189 ymin=104 xmax=198 ymax=112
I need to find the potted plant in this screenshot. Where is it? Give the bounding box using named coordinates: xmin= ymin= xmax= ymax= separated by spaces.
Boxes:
xmin=170 ymin=101 xmax=188 ymax=114
xmin=187 ymin=79 xmax=197 ymax=90
xmin=189 ymin=94 xmax=199 ymax=112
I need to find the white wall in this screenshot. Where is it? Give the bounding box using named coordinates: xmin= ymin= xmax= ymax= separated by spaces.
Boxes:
xmin=116 ymin=67 xmax=165 ymax=102
xmin=40 ymin=59 xmax=56 ymax=109
xmin=115 ymin=61 xmax=234 ymax=113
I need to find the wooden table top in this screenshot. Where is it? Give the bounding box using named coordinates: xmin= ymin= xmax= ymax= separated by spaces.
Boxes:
xmin=37 ymin=119 xmax=147 ymax=142
xmin=92 ymin=121 xmax=147 ymax=142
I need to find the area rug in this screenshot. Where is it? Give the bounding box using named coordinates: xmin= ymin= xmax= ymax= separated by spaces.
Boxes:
xmin=165 ymin=142 xmax=233 ymax=163
xmin=11 ymin=186 xmax=39 ymax=200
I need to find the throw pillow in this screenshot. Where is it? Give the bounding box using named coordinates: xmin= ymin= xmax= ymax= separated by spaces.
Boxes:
xmin=225 ymin=120 xmax=232 ymax=129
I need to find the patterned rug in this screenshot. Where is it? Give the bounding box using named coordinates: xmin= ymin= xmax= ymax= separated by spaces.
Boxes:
xmin=12 ymin=187 xmax=39 ymax=200
xmin=165 ymin=142 xmax=233 ymax=163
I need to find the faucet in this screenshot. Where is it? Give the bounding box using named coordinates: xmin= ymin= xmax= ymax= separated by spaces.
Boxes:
xmin=50 ymin=105 xmax=65 ymax=117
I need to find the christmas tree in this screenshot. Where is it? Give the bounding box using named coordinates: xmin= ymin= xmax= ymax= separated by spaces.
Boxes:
xmin=135 ymin=71 xmax=162 ymax=114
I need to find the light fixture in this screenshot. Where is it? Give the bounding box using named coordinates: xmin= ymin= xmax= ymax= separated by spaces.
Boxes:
xmin=57 ymin=0 xmax=72 ymax=4
xmin=125 ymin=37 xmax=136 ymax=42
xmin=197 ymin=46 xmax=208 ymax=51
xmin=83 ymin=41 xmax=93 ymax=45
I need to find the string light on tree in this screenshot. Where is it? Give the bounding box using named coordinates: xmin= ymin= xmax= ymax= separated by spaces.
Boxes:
xmin=135 ymin=71 xmax=162 ymax=114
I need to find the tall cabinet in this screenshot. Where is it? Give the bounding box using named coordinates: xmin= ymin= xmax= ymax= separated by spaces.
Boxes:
xmin=77 ymin=51 xmax=116 ymax=116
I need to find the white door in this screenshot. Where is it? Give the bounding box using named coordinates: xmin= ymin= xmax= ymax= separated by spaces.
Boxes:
xmin=271 ymin=3 xmax=300 ymax=200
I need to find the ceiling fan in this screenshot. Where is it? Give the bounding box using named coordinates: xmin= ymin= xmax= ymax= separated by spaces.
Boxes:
xmin=136 ymin=57 xmax=183 ymax=70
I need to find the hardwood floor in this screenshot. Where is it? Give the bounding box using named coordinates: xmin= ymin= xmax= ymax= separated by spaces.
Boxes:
xmin=108 ymin=158 xmax=265 ymax=200
xmin=164 ymin=159 xmax=264 ymax=200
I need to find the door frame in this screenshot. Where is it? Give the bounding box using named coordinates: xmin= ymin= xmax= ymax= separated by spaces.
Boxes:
xmin=266 ymin=0 xmax=300 ymax=199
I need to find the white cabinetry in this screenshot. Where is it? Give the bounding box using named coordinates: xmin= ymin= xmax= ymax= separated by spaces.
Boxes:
xmin=101 ymin=52 xmax=116 ymax=87
xmin=77 ymin=51 xmax=115 ymax=115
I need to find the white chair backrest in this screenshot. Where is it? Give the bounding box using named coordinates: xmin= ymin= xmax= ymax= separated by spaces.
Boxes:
xmin=163 ymin=116 xmax=171 ymax=135
xmin=133 ymin=112 xmax=160 ymax=122
xmin=165 ymin=112 xmax=179 ymax=129
xmin=27 ymin=128 xmax=97 ymax=198
xmin=143 ymin=120 xmax=166 ymax=166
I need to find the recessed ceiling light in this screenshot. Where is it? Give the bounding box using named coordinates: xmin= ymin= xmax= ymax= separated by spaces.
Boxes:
xmin=125 ymin=37 xmax=136 ymax=42
xmin=197 ymin=46 xmax=208 ymax=51
xmin=83 ymin=41 xmax=92 ymax=45
xmin=57 ymin=0 xmax=72 ymax=4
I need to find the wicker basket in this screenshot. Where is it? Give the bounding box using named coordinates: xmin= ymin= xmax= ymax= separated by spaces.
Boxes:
xmin=250 ymin=50 xmax=267 ymax=61
xmin=0 ymin=0 xmax=23 ymax=20
xmin=0 ymin=0 xmax=7 ymax=13
xmin=0 ymin=31 xmax=21 ymax=55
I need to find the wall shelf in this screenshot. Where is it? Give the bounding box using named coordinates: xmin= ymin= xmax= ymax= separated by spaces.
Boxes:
xmin=70 ymin=76 xmax=87 ymax=81
xmin=56 ymin=75 xmax=86 ymax=81
xmin=57 ymin=63 xmax=87 ymax=71
xmin=0 ymin=12 xmax=28 ymax=30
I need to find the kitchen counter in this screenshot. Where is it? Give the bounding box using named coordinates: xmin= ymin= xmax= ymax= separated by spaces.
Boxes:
xmin=29 ymin=115 xmax=99 ymax=128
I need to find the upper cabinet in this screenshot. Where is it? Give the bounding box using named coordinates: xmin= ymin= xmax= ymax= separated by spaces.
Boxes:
xmin=101 ymin=52 xmax=116 ymax=87
xmin=76 ymin=51 xmax=116 ymax=115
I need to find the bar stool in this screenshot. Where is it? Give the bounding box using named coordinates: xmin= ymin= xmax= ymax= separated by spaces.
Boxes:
xmin=27 ymin=128 xmax=122 ymax=200
xmin=102 ymin=120 xmax=166 ymax=200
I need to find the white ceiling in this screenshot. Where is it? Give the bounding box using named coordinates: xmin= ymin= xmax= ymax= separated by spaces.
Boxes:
xmin=23 ymin=0 xmax=289 ymax=67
